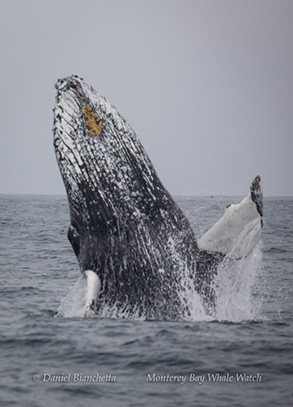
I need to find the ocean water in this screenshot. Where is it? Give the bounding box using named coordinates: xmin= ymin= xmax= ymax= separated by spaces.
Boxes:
xmin=0 ymin=194 xmax=292 ymax=407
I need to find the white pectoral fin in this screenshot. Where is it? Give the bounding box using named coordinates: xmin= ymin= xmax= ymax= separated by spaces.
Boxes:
xmin=84 ymin=270 xmax=101 ymax=318
xmin=197 ymin=175 xmax=263 ymax=259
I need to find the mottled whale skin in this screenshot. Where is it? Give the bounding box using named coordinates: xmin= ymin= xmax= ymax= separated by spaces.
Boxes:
xmin=53 ymin=75 xmax=263 ymax=319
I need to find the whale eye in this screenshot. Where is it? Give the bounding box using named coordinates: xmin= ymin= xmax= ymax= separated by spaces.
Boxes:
xmin=68 ymin=225 xmax=81 ymax=257
xmin=226 ymin=204 xmax=231 ymax=209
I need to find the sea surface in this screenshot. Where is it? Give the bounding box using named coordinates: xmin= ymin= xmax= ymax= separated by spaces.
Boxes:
xmin=0 ymin=194 xmax=292 ymax=407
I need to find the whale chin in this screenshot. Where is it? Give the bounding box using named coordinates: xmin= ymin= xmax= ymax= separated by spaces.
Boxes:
xmin=53 ymin=75 xmax=263 ymax=320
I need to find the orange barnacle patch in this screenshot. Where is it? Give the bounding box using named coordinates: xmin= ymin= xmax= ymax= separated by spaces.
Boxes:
xmin=81 ymin=104 xmax=103 ymax=138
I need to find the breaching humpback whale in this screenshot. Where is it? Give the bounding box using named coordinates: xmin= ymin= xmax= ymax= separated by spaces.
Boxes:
xmin=53 ymin=75 xmax=263 ymax=319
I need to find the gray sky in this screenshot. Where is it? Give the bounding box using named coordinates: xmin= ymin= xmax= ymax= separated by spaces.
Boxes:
xmin=1 ymin=0 xmax=292 ymax=196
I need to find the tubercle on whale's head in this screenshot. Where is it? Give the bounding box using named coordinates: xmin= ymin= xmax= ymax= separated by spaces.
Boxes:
xmin=54 ymin=75 xmax=84 ymax=92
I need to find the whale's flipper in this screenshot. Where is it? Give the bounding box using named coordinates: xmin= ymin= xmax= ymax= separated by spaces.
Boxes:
xmin=197 ymin=175 xmax=263 ymax=259
xmin=84 ymin=270 xmax=101 ymax=318
xmin=250 ymin=175 xmax=263 ymax=226
xmin=195 ymin=176 xmax=263 ymax=312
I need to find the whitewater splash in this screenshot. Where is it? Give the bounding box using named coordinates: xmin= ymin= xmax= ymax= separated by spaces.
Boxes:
xmin=57 ymin=277 xmax=88 ymax=319
xmin=57 ymin=276 xmax=147 ymax=320
xmin=213 ymin=218 xmax=264 ymax=322
xmin=213 ymin=244 xmax=263 ymax=322
xmin=57 ymin=246 xmax=263 ymax=323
